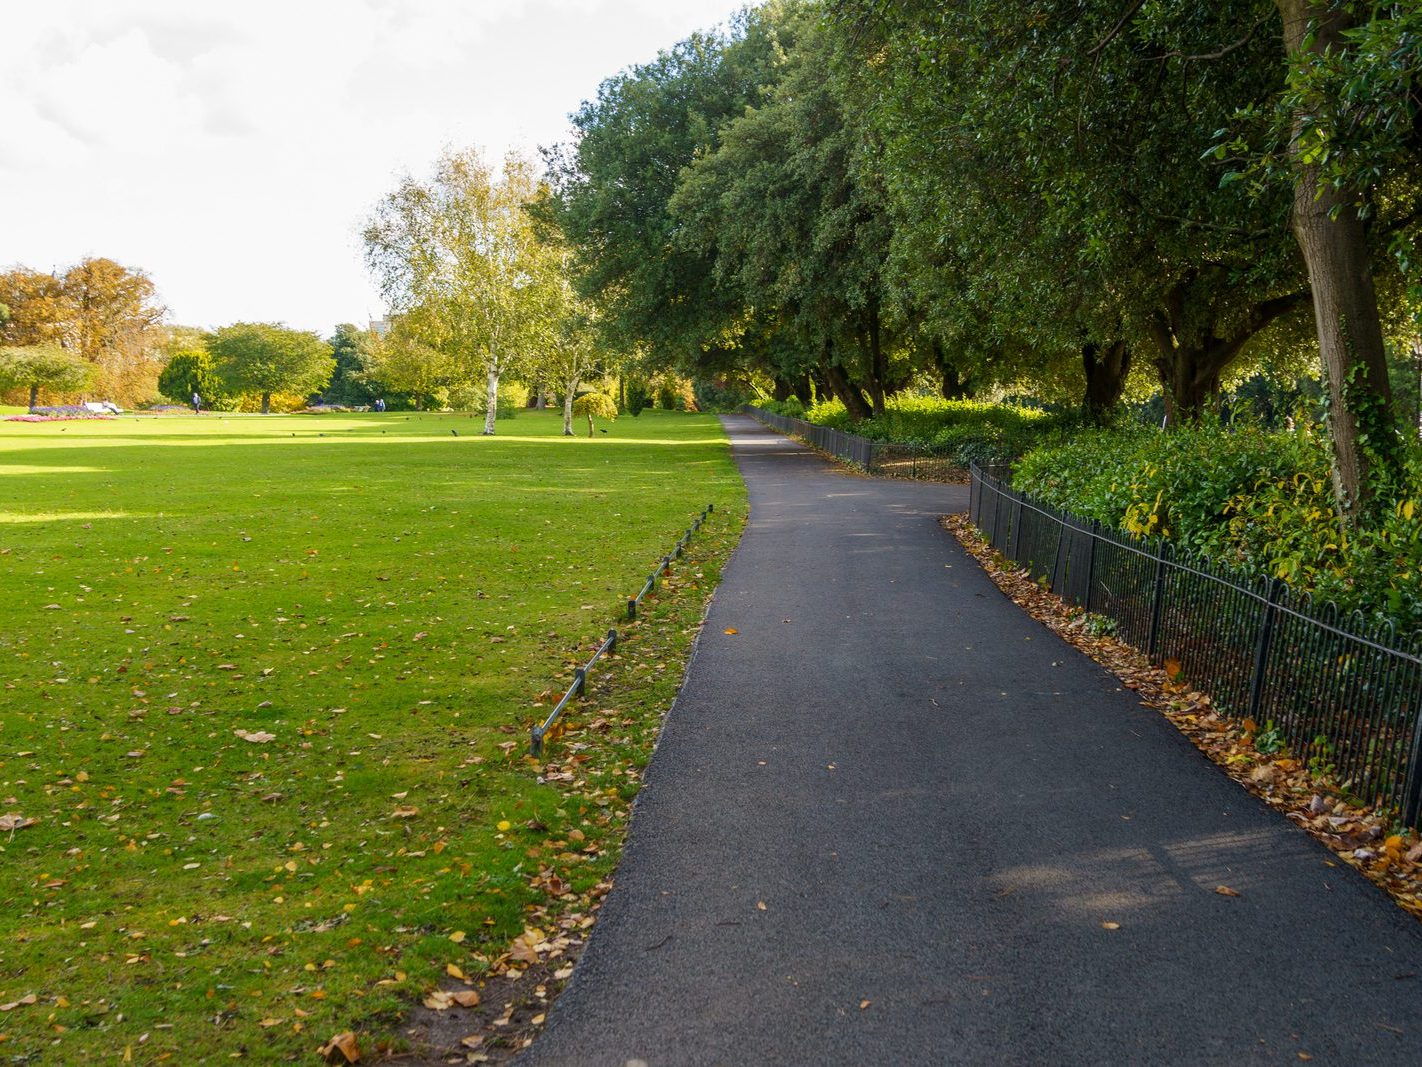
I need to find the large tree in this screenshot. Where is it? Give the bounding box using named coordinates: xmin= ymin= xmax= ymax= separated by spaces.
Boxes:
xmin=208 ymin=323 xmax=334 ymax=413
xmin=669 ymin=8 xmax=904 ymax=418
xmin=838 ymin=1 xmax=1310 ymax=422
xmin=543 ymin=8 xmax=790 ymax=366
xmin=0 ymin=345 xmax=93 ymax=410
xmin=364 ymin=149 xmax=560 ymax=435
xmin=323 ymin=324 xmax=380 ymax=407
xmin=0 ymin=259 xmax=165 ymax=405
xmin=1269 ymin=0 xmax=1418 ymax=515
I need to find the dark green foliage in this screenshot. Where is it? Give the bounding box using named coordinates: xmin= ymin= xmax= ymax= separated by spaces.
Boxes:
xmin=157 ymin=350 xmax=231 ymax=409
xmin=626 ymin=379 xmax=650 ymax=416
xmin=804 ymin=395 xmax=1072 ymax=468
xmin=1015 ymin=424 xmax=1422 ymax=627
xmin=692 ymin=376 xmax=754 ymax=413
xmin=209 ymin=322 xmax=335 ymax=413
xmin=324 ymin=323 xmax=379 ymax=406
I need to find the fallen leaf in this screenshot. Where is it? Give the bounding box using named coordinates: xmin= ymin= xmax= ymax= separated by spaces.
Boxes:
xmin=0 ymin=994 xmax=37 ymax=1011
xmin=447 ymin=930 xmax=466 ymax=944
xmin=423 ymin=991 xmax=454 ymax=1011
xmin=0 ymin=814 xmax=38 ymax=832
xmin=496 ymin=819 xmax=511 ymax=832
xmin=1101 ymin=921 xmax=1121 ymax=930
xmin=1214 ymin=885 xmax=1241 ymax=897
xmin=233 ymin=729 xmax=275 ymax=744
xmin=319 ymin=1031 xmax=361 ymax=1063
xmin=723 ymin=627 xmax=738 ymax=635
xmin=756 ymin=901 xmax=767 ymax=911
xmin=451 ymin=990 xmax=480 ymax=1008
xmin=859 ymin=999 xmax=871 ymax=1010
xmin=391 ymin=806 xmax=419 ymax=819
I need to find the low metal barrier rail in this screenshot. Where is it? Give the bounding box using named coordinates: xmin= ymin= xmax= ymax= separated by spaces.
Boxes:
xmin=530 ymin=503 xmax=715 ymax=757
xmin=969 ymin=463 xmax=1422 ymax=826
xmin=741 ymin=405 xmax=876 ymax=468
xmin=628 ymin=504 xmax=715 ymax=620
xmin=740 ymin=405 xmax=967 ymax=482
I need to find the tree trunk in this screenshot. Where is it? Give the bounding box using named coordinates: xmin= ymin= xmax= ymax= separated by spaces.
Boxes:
xmin=483 ymin=360 xmax=500 ymax=436
xmin=585 ymin=414 xmax=594 ymax=438
xmin=1082 ymin=341 xmax=1131 ymax=422
xmin=1279 ymin=0 xmax=1399 ymax=517
xmin=792 ymin=375 xmax=813 ymax=405
xmin=562 ymin=376 xmax=578 ymax=436
xmin=824 ymin=361 xmax=873 ymax=422
xmin=28 ymin=384 xmax=38 ymax=411
xmin=772 ymin=377 xmax=793 ymax=403
xmin=932 ymin=342 xmax=973 ymax=400
xmin=1150 ymin=285 xmax=1309 ymax=425
xmin=866 ymin=306 xmax=887 ymax=417
xmin=261 ymin=392 xmax=271 ymax=414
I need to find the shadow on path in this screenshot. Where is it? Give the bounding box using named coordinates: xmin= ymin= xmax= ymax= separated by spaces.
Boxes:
xmin=521 ymin=416 xmax=1422 ymax=1066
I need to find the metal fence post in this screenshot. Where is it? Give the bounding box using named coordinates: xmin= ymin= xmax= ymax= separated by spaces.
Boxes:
xmin=1083 ymin=522 xmax=1099 ymax=613
xmin=1147 ymin=541 xmax=1169 ymax=659
xmin=1246 ymin=579 xmax=1284 ymax=720
xmin=1049 ymin=510 xmax=1067 ymax=595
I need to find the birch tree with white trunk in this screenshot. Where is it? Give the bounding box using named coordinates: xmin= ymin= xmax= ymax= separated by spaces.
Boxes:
xmin=363 ymin=148 xmax=557 ymax=434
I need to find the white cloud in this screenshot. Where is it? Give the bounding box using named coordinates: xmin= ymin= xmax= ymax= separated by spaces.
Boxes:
xmin=0 ymin=0 xmax=742 ymax=332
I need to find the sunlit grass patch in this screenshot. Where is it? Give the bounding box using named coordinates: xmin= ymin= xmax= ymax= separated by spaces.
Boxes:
xmin=0 ymin=408 xmax=744 ymax=1061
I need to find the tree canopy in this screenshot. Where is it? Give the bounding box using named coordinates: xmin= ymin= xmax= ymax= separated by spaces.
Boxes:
xmin=543 ymin=0 xmax=1421 ymax=518
xmin=0 ymin=345 xmax=94 ymax=410
xmin=364 ymin=148 xmax=563 ymax=434
xmin=208 ymin=323 xmax=334 ymax=414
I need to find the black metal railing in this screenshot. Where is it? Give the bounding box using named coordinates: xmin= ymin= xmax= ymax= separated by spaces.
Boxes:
xmin=530 ymin=629 xmax=616 ymax=757
xmin=969 ymin=463 xmax=1422 ymax=826
xmin=530 ymin=504 xmax=716 ymax=756
xmin=742 ymin=406 xmax=877 ymax=468
xmin=741 ymin=406 xmax=968 ymax=481
xmin=628 ymin=504 xmax=715 ymax=620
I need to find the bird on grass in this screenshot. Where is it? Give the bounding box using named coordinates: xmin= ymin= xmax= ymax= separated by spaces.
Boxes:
xmin=451 ymin=429 xmax=459 ymax=436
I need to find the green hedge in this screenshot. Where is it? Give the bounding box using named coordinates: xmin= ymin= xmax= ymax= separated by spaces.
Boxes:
xmin=1014 ymin=423 xmax=1422 ymax=629
xmin=795 ymin=395 xmax=1073 ymax=468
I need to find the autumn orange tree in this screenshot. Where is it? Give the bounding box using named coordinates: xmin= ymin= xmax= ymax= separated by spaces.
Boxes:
xmin=0 ymin=258 xmax=166 ymax=405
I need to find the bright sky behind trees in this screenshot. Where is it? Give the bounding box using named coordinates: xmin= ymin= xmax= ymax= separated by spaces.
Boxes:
xmin=0 ymin=0 xmax=738 ymax=332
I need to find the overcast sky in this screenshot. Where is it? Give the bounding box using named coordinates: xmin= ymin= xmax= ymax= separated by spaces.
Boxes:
xmin=1 ymin=0 xmax=741 ymax=334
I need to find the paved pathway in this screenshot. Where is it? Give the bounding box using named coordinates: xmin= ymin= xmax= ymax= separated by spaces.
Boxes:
xmin=522 ymin=416 xmax=1422 ymax=1065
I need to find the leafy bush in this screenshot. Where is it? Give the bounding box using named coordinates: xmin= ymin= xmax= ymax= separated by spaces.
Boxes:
xmin=760 ymin=397 xmax=806 ymax=418
xmin=626 ymin=379 xmax=650 ymax=416
xmin=692 ymin=376 xmax=753 ymax=412
xmin=1014 ymin=422 xmax=1422 ymax=629
xmin=801 ymin=395 xmax=1071 ymax=468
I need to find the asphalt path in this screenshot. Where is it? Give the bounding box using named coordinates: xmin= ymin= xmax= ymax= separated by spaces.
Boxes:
xmin=521 ymin=415 xmax=1422 ymax=1066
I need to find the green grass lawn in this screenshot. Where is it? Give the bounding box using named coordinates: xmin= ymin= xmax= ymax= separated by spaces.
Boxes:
xmin=0 ymin=409 xmax=745 ymax=1061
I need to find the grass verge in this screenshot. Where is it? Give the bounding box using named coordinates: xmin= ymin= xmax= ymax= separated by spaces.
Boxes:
xmin=0 ymin=409 xmax=745 ymax=1062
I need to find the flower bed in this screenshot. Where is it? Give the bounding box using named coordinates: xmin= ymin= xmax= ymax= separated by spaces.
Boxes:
xmin=6 ymin=407 xmax=116 ymax=422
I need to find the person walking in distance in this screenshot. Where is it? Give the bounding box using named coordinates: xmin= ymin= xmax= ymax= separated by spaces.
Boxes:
xmin=191 ymin=391 xmax=202 ymax=414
